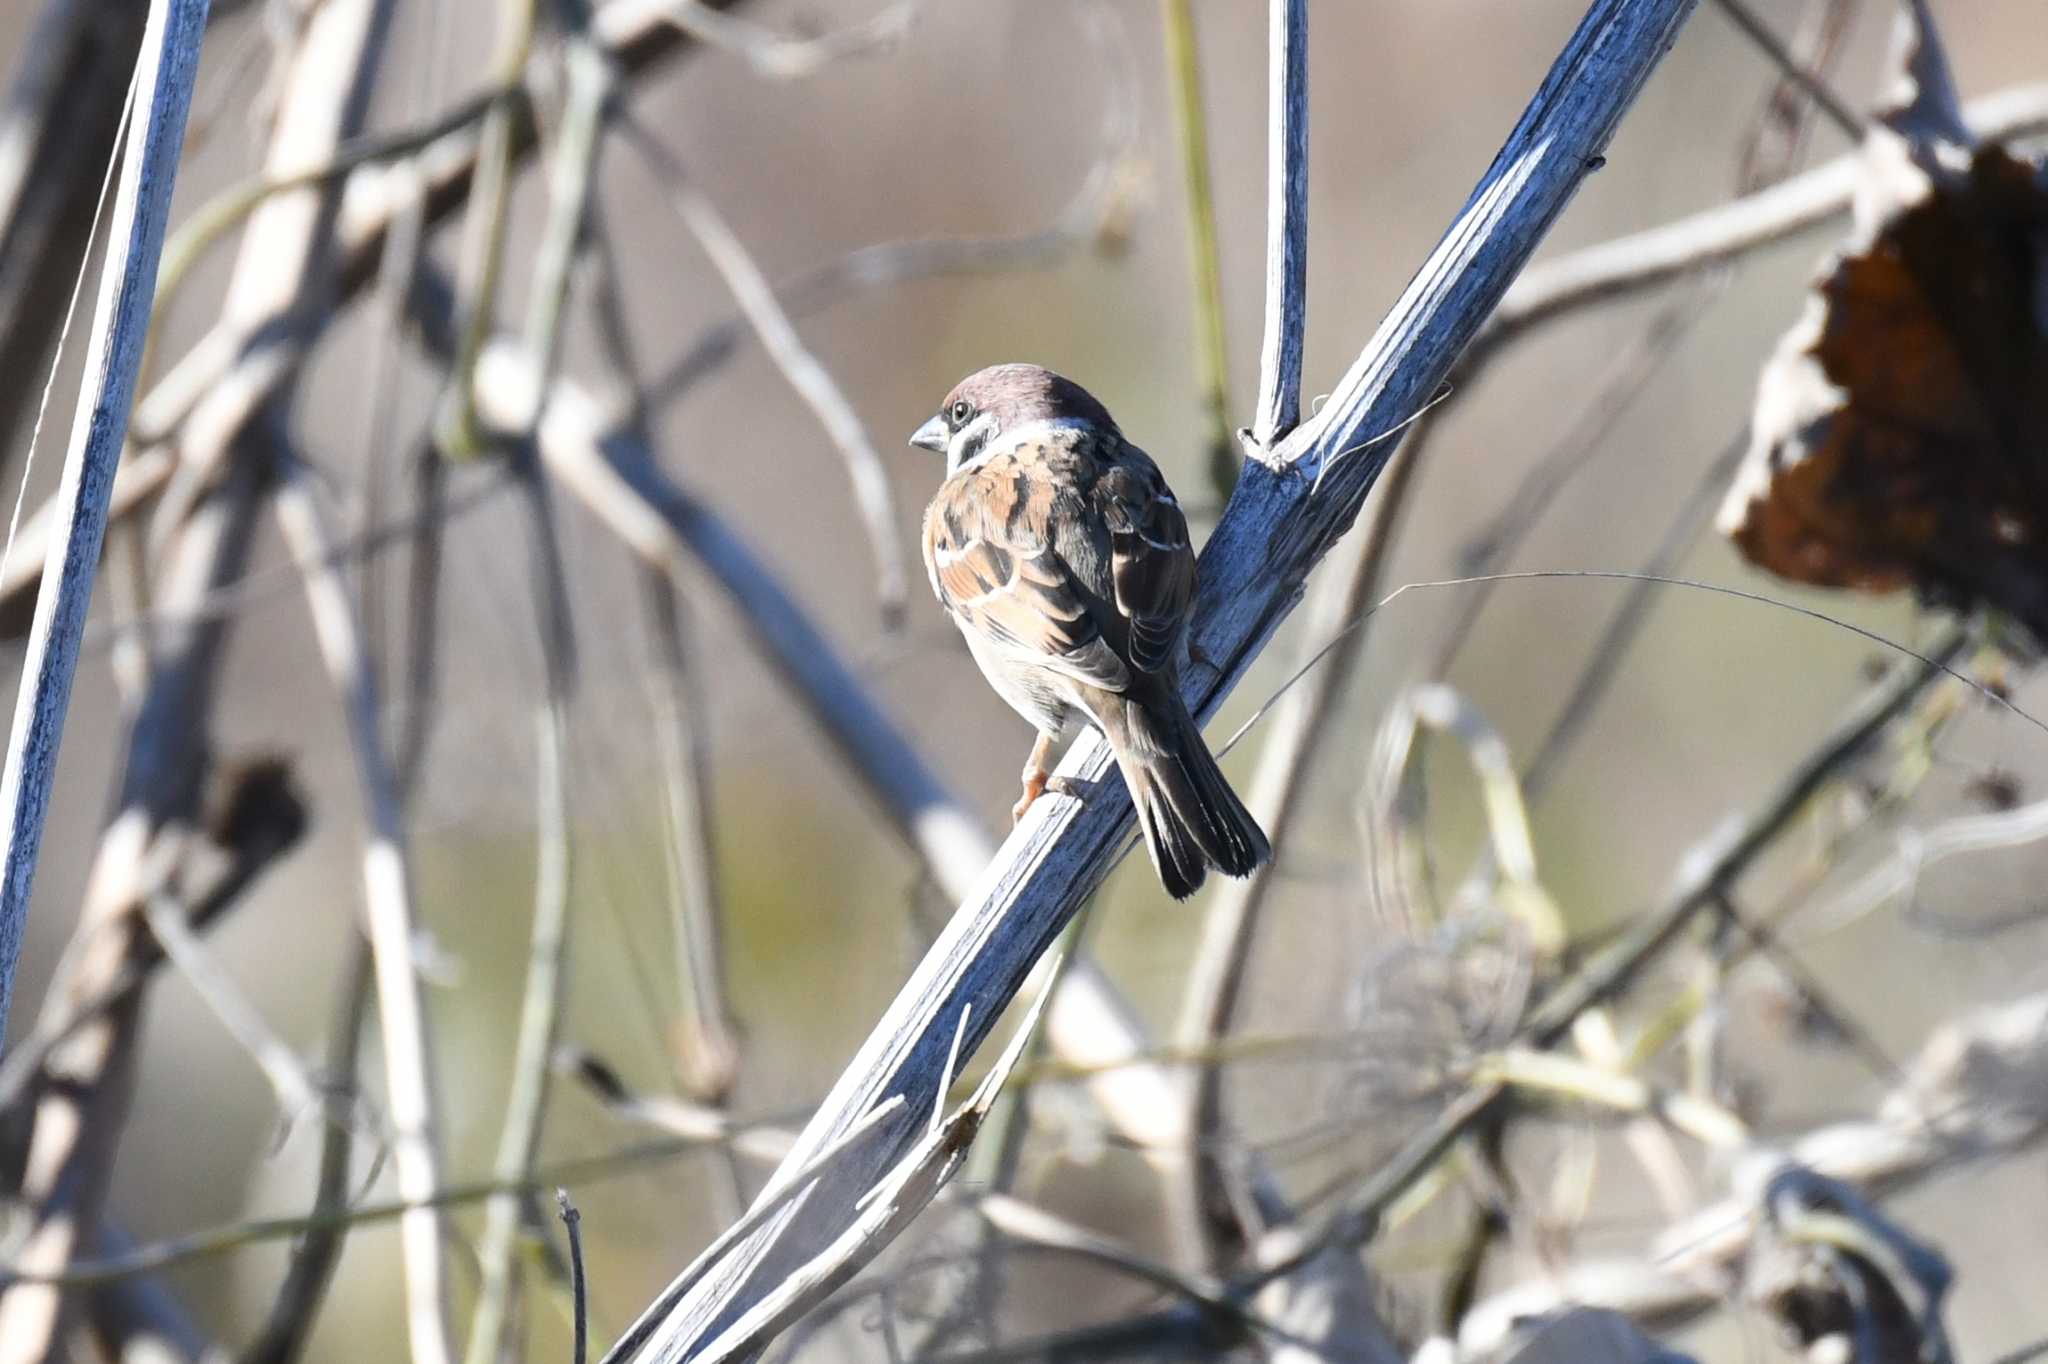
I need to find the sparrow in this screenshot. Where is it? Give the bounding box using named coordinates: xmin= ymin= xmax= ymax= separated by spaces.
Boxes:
xmin=910 ymin=363 xmax=1271 ymax=899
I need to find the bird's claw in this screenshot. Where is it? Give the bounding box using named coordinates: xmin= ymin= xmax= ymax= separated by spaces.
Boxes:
xmin=1013 ymin=773 xmax=1096 ymax=824
xmin=1012 ymin=772 xmax=1048 ymax=826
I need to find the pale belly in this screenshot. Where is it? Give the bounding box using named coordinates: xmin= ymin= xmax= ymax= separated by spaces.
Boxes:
xmin=961 ymin=625 xmax=1074 ymax=737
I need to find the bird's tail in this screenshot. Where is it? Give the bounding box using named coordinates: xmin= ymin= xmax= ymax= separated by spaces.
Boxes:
xmin=1106 ymin=692 xmax=1271 ymax=900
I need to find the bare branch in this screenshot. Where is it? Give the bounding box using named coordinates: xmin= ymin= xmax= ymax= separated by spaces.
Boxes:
xmin=1159 ymin=0 xmax=1236 ymax=495
xmin=559 ymin=1046 xmax=793 ymax=1165
xmin=464 ymin=10 xmax=604 ymax=1351
xmin=0 ymin=757 xmax=305 ymax=1117
xmin=1707 ymin=0 xmax=1863 ymax=142
xmin=682 ymin=983 xmax=1051 ymax=1364
xmin=584 ymin=207 xmax=742 ymax=1099
xmin=1490 ymin=81 xmax=2048 ymax=345
xmin=464 ymin=458 xmax=580 ymax=1364
xmin=1457 ymin=990 xmax=2048 ymax=1353
xmin=274 ymin=446 xmax=452 ymax=1364
xmin=79 ymin=1222 xmax=211 ymax=1364
xmin=0 ymin=1135 xmax=728 ymax=1287
xmin=1174 ymin=450 xmax=1403 ymax=1264
xmin=437 ymin=0 xmax=537 ymax=457
xmin=645 ymin=2 xmax=1137 ymax=415
xmin=140 ymin=892 xmax=323 ymax=1120
xmin=0 ymin=447 xmax=263 ymax=1358
xmin=598 ymin=0 xmax=914 ymax=80
xmin=620 ymin=115 xmax=908 ymax=628
xmin=1249 ymin=0 xmax=1307 ymax=450
xmin=0 ymin=0 xmax=208 ymax=1036
xmin=559 ymin=1191 xmax=589 ymax=1364
xmin=240 ymin=942 xmax=374 ymax=1364
xmin=0 ymin=0 xmax=149 ymax=453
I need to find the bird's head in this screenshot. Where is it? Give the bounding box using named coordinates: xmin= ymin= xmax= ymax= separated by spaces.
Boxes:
xmin=909 ymin=363 xmax=1119 ymax=475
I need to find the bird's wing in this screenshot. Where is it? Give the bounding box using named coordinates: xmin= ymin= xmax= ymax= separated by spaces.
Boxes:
xmin=924 ymin=460 xmax=1131 ymax=692
xmin=1094 ymin=446 xmax=1196 ymax=675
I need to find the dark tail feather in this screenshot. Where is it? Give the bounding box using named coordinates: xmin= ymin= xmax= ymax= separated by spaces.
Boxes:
xmin=1111 ymin=694 xmax=1272 ymax=900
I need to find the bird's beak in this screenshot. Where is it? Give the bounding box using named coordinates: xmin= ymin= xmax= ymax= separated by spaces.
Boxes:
xmin=908 ymin=415 xmax=948 ymax=453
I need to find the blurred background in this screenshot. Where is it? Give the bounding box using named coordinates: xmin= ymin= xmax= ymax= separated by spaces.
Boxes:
xmin=0 ymin=1 xmax=2045 ymax=1360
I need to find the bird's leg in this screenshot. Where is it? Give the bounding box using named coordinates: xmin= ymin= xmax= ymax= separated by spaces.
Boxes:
xmin=1013 ymin=731 xmax=1057 ymax=825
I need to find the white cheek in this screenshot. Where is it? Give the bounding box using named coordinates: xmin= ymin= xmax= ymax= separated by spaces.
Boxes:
xmin=947 ymin=412 xmax=1002 ymax=474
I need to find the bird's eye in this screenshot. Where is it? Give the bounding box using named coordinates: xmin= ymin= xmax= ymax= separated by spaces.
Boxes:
xmin=948 ymin=400 xmax=975 ymax=427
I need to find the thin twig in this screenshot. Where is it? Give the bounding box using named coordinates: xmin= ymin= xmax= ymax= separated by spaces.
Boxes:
xmin=438 ymin=0 xmax=537 ymax=457
xmin=1160 ymin=0 xmax=1236 ymax=497
xmin=1249 ymin=0 xmax=1307 ymax=451
xmin=152 ymin=84 xmax=511 ymax=325
xmin=1708 ymin=0 xmax=1863 ymax=141
xmin=1175 ymin=441 xmax=1417 ymax=1270
xmin=394 ymin=438 xmax=448 ymax=801
xmin=0 ymin=1135 xmax=751 ymax=1288
xmin=463 ymin=639 xmax=576 ymax=1347
xmin=358 ymin=152 xmax=430 ymax=712
xmin=141 ymin=892 xmax=324 ymax=1121
xmin=463 ymin=11 xmax=604 ymax=1352
xmin=274 ymin=446 xmax=452 ymax=1364
xmin=1489 ymin=81 xmax=2048 ymax=345
xmin=618 ymin=113 xmax=908 ymax=628
xmin=643 ymin=572 xmax=741 ymax=1099
xmin=0 ymin=0 xmax=208 ymax=1036
xmin=1516 ymin=428 xmax=1747 ymax=801
xmin=80 ymin=1221 xmax=213 ymax=1364
xmin=1429 ymin=284 xmax=1720 ymax=681
xmin=586 ymin=209 xmax=741 ymax=1099
xmin=598 ymin=0 xmax=914 ymax=80
xmin=645 ymin=0 xmax=1139 ymax=412
xmin=0 ymin=0 xmax=149 ymax=455
xmin=1733 ymin=0 xmax=1856 ymax=192
xmin=976 ymin=1192 xmax=1277 ymax=1337
xmin=464 ymin=451 xmax=580 ymax=1364
xmin=559 ymin=1191 xmax=588 ymax=1364
xmin=240 ymin=939 xmax=375 ymax=1364
xmin=0 ymin=760 xmax=306 ymax=1118
xmin=521 ymin=21 xmax=614 ymax=392
xmin=558 ymin=1046 xmax=794 ymax=1165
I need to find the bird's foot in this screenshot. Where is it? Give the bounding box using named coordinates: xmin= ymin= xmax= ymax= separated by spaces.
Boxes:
xmin=1045 ymin=774 xmax=1098 ymax=802
xmin=1013 ymin=731 xmax=1060 ymax=825
xmin=1012 ymin=770 xmax=1048 ymax=825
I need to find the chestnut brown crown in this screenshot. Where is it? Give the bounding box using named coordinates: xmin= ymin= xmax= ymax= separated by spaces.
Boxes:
xmin=908 ymin=364 xmax=1120 ymax=472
